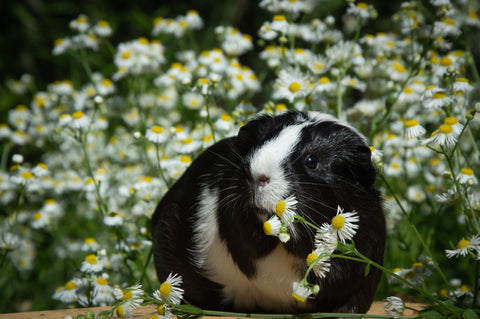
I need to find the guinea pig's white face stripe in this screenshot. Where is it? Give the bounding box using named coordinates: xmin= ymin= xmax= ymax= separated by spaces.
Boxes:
xmin=248 ymin=123 xmax=306 ymax=211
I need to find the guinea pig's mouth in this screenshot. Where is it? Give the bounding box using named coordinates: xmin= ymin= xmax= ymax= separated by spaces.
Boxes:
xmin=253 ymin=206 xmax=275 ymax=221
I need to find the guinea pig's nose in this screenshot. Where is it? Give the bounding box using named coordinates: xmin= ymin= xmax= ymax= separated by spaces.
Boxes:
xmin=256 ymin=174 xmax=270 ymax=188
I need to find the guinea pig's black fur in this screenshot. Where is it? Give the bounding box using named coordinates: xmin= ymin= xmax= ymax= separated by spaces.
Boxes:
xmin=151 ymin=111 xmax=385 ymax=315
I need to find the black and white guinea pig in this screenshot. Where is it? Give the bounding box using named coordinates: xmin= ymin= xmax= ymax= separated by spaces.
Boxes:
xmin=151 ymin=111 xmax=385 ymax=314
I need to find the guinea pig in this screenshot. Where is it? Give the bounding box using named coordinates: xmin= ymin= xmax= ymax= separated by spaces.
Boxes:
xmin=151 ymin=111 xmax=385 ymax=314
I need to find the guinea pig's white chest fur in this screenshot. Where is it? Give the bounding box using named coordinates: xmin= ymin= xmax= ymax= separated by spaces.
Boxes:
xmin=191 ymin=188 xmax=308 ymax=312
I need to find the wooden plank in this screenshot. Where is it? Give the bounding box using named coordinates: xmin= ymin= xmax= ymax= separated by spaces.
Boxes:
xmin=0 ymin=301 xmax=424 ymax=319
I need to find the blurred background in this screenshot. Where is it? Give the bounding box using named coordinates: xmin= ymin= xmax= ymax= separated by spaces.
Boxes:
xmin=0 ymin=0 xmax=410 ymax=118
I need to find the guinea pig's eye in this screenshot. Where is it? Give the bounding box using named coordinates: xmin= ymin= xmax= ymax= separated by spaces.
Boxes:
xmin=305 ymin=155 xmax=319 ymax=170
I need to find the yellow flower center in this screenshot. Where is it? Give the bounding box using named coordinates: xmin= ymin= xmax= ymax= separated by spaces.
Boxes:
xmin=306 ymin=253 xmax=318 ymax=265
xmin=138 ymin=37 xmax=149 ymax=45
xmin=152 ymin=126 xmax=164 ymax=134
xmin=432 ymin=92 xmax=447 ymax=99
xmin=121 ymin=51 xmax=131 ymax=59
xmin=97 ymin=20 xmax=109 ymax=27
xmin=157 ymin=304 xmax=166 ymax=316
xmin=65 ymin=281 xmax=77 ymax=290
xmin=123 ymin=290 xmax=132 ymax=300
xmin=461 ymin=285 xmax=472 ymax=292
xmin=404 ymin=120 xmax=419 ymax=128
xmin=273 ymin=15 xmax=286 ymax=21
xmin=33 ymin=212 xmax=43 ymax=220
xmin=438 ymin=124 xmax=453 ymax=134
xmin=442 ymin=17 xmax=456 ymax=26
xmin=392 ymin=63 xmax=406 ymax=73
xmin=72 ymin=111 xmax=84 ymax=119
xmin=221 ymin=114 xmax=232 ymax=122
xmin=263 ymin=222 xmax=272 ymax=235
xmin=116 ymin=305 xmax=124 ymax=318
xmin=456 ymin=77 xmax=468 ymax=83
xmin=85 ymin=254 xmax=98 ymax=265
xmin=440 ymin=57 xmax=452 ymax=66
xmin=292 ymin=292 xmax=306 ymax=303
xmin=331 ymin=215 xmax=345 ymax=230
xmin=275 ymin=201 xmax=286 ymax=217
xmin=21 ymin=172 xmax=33 ymax=179
xmin=160 ymin=282 xmax=172 ymax=298
xmin=319 ymin=77 xmax=330 ymax=84
xmin=403 ymin=87 xmax=413 ymax=94
xmin=357 ymin=2 xmax=368 ymax=9
xmin=288 ymin=82 xmax=301 ymax=93
xmin=102 ymin=79 xmax=113 ymax=87
xmin=457 ymin=239 xmax=470 ymax=249
xmin=85 ymin=237 xmax=96 ymax=244
xmin=460 ymin=168 xmax=474 ymax=176
xmin=183 ymin=137 xmax=193 ymax=145
xmin=180 ymin=155 xmax=192 ymax=164
xmin=96 ymin=278 xmax=107 ymax=285
xmin=444 ymin=117 xmax=458 ymax=125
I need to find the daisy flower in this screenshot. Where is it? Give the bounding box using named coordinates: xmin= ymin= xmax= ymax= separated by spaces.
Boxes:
xmin=452 ymin=77 xmax=474 ymax=93
xmin=404 ymin=120 xmax=426 ymax=139
xmin=103 ymin=211 xmax=124 ymax=226
xmin=270 ymin=15 xmax=289 ymax=34
xmin=153 ymin=272 xmax=184 ymax=305
xmin=274 ymin=195 xmax=298 ymax=224
xmin=263 ymin=215 xmax=282 ymax=237
xmin=445 ymin=235 xmax=480 ymax=258
xmin=291 ymin=282 xmax=313 ymax=303
xmin=115 ymin=284 xmax=144 ymax=318
xmin=273 ymin=68 xmax=311 ymax=103
xmin=423 ymin=124 xmax=459 ymax=147
xmin=92 ymin=277 xmax=114 ymax=306
xmin=457 ymin=168 xmax=477 ymax=185
xmin=423 ymin=91 xmax=452 ymax=110
xmin=328 ymin=206 xmax=360 ymax=243
xmin=182 ymin=92 xmax=204 ymax=110
xmin=306 ymin=249 xmax=331 ymax=278
xmin=214 ymin=114 xmax=235 ymax=132
xmin=346 ymin=2 xmax=372 ymax=21
xmin=384 ymin=296 xmax=405 ymax=317
xmin=69 ymin=111 xmax=90 ymax=129
xmin=146 ymin=125 xmax=168 ymax=144
xmin=53 ymin=280 xmax=80 ymax=303
xmin=80 ymin=254 xmax=104 ymax=273
xmin=443 ymin=117 xmax=463 ymax=136
xmin=93 ymin=20 xmax=113 ymax=37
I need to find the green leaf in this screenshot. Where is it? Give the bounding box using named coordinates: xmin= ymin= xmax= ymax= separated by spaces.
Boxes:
xmin=173 ymin=304 xmax=205 ymax=316
xmin=463 ymin=309 xmax=480 ymax=319
xmin=419 ymin=310 xmax=444 ymax=319
xmin=364 ymin=263 xmax=371 ymax=276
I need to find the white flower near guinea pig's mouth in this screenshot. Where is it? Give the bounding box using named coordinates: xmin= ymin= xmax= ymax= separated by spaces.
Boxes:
xmin=263 ymin=199 xmax=361 ymax=303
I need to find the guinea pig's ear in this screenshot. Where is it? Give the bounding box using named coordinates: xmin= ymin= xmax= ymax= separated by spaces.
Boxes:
xmin=354 ymin=145 xmax=377 ymax=187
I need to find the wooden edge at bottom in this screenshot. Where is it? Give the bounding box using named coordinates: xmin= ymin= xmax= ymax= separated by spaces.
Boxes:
xmin=0 ymin=301 xmax=425 ymax=319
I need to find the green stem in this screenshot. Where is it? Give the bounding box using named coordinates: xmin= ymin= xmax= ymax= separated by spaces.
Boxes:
xmin=473 ymin=260 xmax=480 ymax=309
xmin=329 ymin=249 xmax=459 ymax=317
xmin=335 ymin=19 xmax=363 ymax=120
xmin=204 ymin=97 xmax=217 ymax=143
xmin=78 ymin=129 xmax=108 ymax=215
xmin=378 ymin=172 xmax=452 ymax=291
xmin=0 ymin=142 xmax=13 ymax=172
xmin=154 ymin=144 xmax=170 ymax=188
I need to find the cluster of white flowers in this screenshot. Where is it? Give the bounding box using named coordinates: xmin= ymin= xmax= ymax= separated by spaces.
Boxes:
xmin=264 ymin=199 xmax=360 ymax=303
xmin=53 ymin=14 xmax=112 ymax=55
